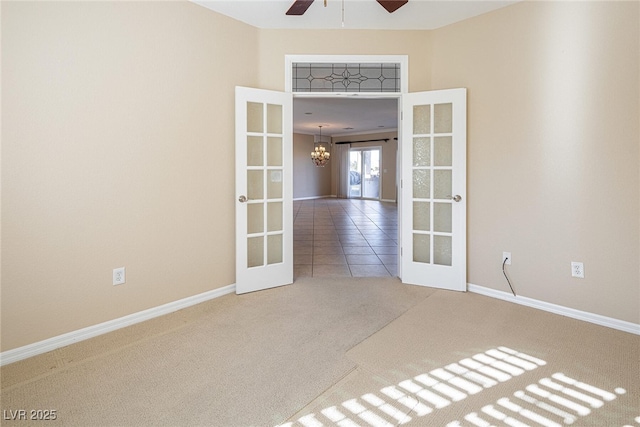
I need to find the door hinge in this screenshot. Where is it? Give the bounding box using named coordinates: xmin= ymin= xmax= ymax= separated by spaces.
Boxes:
xmin=401 ymin=247 xmax=403 ymax=256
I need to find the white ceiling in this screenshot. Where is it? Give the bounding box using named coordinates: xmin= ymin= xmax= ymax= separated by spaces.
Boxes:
xmin=294 ymin=97 xmax=398 ymax=136
xmin=192 ymin=0 xmax=518 ymax=31
xmin=192 ymin=0 xmax=517 ymax=137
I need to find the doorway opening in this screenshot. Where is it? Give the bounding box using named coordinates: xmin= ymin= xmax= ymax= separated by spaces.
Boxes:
xmin=287 ymin=55 xmax=406 ymax=280
xmin=237 ymin=86 xmax=467 ymax=290
xmin=292 ymin=97 xmax=400 ymax=279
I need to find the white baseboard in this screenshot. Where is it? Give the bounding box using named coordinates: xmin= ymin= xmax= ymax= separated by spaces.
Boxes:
xmin=0 ymin=284 xmax=236 ymax=366
xmin=468 ymin=283 xmax=640 ymax=335
xmin=293 ymin=195 xmax=333 ymax=201
xmin=7 ymin=282 xmax=635 ymax=366
xmin=294 ymin=196 xmax=395 ymax=203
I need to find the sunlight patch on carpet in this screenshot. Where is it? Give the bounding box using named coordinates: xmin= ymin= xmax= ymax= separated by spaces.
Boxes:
xmin=448 ymin=376 xmax=628 ymax=427
xmin=276 ymin=346 xmax=629 ymax=427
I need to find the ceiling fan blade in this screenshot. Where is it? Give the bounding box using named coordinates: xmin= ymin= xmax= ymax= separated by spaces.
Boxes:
xmin=376 ymin=0 xmax=408 ymax=13
xmin=286 ymin=0 xmax=314 ymax=15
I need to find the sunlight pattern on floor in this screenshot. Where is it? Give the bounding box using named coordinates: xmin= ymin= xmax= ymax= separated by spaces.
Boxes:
xmin=446 ymin=372 xmax=628 ymax=427
xmin=275 ymin=346 xmax=548 ymax=427
xmin=276 ymin=346 xmax=635 ymax=427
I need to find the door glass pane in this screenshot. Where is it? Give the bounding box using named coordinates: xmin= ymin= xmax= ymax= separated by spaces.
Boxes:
xmin=413 ymin=233 xmax=430 ymax=264
xmin=247 ymin=203 xmax=264 ymax=234
xmin=247 ymin=170 xmax=264 ymax=200
xmin=434 ymin=103 xmax=452 ymax=133
xmin=434 ymin=235 xmax=452 ymax=266
xmin=413 ymin=137 xmax=431 ymax=167
xmin=267 ymin=234 xmax=283 ymax=265
xmin=413 ymin=202 xmax=430 ymax=231
xmin=247 ymin=102 xmax=263 ymax=133
xmin=434 ymin=136 xmax=452 ymax=167
xmin=247 ymin=136 xmax=263 ymax=166
xmin=434 ymin=203 xmax=452 ymax=233
xmin=413 ymin=105 xmax=431 ymax=134
xmin=413 ymin=169 xmax=430 ymax=199
xmin=267 ymin=137 xmax=283 ymax=167
xmin=247 ymin=236 xmax=264 ymax=268
xmin=267 ymin=170 xmax=283 ymax=199
xmin=267 ymin=104 xmax=282 ymax=134
xmin=434 ymin=170 xmax=452 ymax=199
xmin=267 ymin=202 xmax=283 ymax=232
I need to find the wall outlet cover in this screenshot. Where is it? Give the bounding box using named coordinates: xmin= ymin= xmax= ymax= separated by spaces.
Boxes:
xmin=571 ymin=262 xmax=584 ymax=278
xmin=503 ymin=252 xmax=511 ymax=265
xmin=113 ymin=267 xmax=126 ymax=286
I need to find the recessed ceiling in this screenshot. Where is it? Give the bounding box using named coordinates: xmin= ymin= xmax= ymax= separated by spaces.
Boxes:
xmin=192 ymin=0 xmax=519 ymax=30
xmin=294 ymin=97 xmax=398 ymax=136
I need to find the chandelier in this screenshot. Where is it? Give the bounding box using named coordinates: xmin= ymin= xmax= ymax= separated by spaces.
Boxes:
xmin=311 ymin=125 xmax=330 ymax=167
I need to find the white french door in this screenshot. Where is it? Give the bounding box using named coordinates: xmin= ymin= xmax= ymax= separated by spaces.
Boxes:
xmin=235 ymin=87 xmax=293 ymax=294
xmin=400 ymin=88 xmax=467 ymax=291
xmin=235 ymin=85 xmax=466 ymax=293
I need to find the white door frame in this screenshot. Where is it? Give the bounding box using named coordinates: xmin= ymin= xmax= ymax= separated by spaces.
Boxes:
xmin=285 ymin=55 xmax=467 ymax=289
xmin=286 ymin=54 xmax=408 ymax=277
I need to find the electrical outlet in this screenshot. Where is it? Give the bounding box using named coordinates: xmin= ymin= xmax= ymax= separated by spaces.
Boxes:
xmin=503 ymin=252 xmax=511 ymax=265
xmin=571 ymin=262 xmax=584 ymax=278
xmin=113 ymin=267 xmax=126 ymax=285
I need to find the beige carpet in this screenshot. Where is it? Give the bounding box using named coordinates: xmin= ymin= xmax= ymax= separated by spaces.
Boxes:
xmin=1 ymin=277 xmax=435 ymax=426
xmin=288 ymin=290 xmax=640 ymax=426
xmin=1 ymin=278 xmax=638 ymax=427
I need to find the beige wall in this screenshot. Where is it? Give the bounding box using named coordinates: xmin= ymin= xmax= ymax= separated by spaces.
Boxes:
xmin=293 ymin=133 xmax=332 ymax=199
xmin=1 ymin=1 xmax=259 ymax=351
xmin=430 ymin=1 xmax=639 ymax=323
xmin=331 ymin=131 xmax=398 ymax=201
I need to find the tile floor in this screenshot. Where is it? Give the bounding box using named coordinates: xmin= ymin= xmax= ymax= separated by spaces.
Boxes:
xmin=293 ymin=198 xmax=398 ymax=278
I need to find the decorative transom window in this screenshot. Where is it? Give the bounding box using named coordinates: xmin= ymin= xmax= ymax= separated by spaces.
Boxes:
xmin=292 ymin=63 xmax=401 ymax=93
xmin=285 ymin=55 xmax=408 ymax=94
